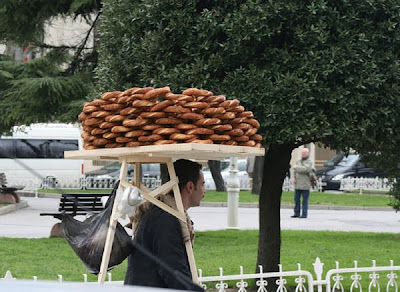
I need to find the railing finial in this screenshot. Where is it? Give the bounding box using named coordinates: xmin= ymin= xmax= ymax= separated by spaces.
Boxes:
xmin=313 ymin=257 xmax=324 ymax=281
xmin=3 ymin=270 xmax=16 ymax=280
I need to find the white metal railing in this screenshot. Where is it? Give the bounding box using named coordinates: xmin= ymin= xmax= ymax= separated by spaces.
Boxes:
xmin=283 ymin=176 xmax=394 ymax=194
xmin=82 ymin=176 xmax=117 ymax=189
xmin=204 ymin=177 xmax=252 ymax=191
xmin=1 ymin=270 xmax=116 ymax=284
xmin=200 ymin=258 xmax=400 ymax=292
xmin=282 ymin=176 xmax=292 ymax=192
xmin=340 ymin=177 xmax=394 ymax=194
xmin=282 ymin=176 xmax=323 ymax=192
xmin=7 ymin=176 xmax=162 ymax=192
xmin=2 ymin=258 xmax=399 ymax=292
xmin=8 ymin=176 xmax=394 ymax=194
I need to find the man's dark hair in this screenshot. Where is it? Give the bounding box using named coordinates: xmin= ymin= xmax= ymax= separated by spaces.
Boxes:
xmin=174 ymin=159 xmax=202 ymax=191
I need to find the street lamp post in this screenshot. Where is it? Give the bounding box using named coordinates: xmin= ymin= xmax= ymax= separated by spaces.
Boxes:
xmin=227 ymin=157 xmax=240 ymax=229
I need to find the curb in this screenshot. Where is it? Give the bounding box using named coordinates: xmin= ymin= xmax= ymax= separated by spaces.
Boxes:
xmin=200 ymin=202 xmax=259 ymax=208
xmin=0 ymin=200 xmax=28 ymax=215
xmin=17 ymin=191 xmax=61 ymax=199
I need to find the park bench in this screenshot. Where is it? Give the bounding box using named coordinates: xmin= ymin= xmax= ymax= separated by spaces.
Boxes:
xmin=40 ymin=193 xmax=111 ymax=219
xmin=0 ymin=173 xmax=24 ymax=203
xmin=40 ymin=193 xmax=111 ymax=237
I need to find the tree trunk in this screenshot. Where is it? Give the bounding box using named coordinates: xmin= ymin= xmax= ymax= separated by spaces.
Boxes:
xmin=257 ymin=143 xmax=294 ymax=290
xmin=251 ymin=155 xmax=264 ymax=195
xmin=208 ymin=160 xmax=226 ymax=192
xmin=160 ymin=163 xmax=169 ymax=184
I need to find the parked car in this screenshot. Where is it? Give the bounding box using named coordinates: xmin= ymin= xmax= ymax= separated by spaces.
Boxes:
xmin=315 ymin=153 xmax=386 ymax=191
xmin=97 ymin=163 xmax=161 ymax=179
xmin=85 ymin=161 xmax=122 ymax=177
xmin=203 ymin=159 xmax=251 ymax=190
xmin=86 ymin=162 xmax=161 ymax=179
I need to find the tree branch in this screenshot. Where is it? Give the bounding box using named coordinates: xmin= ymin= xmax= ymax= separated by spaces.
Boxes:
xmin=68 ymin=11 xmax=101 ymax=73
xmin=33 ymin=43 xmax=94 ymax=50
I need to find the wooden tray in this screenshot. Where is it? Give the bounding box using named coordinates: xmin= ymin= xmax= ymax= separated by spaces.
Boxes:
xmin=65 ymin=143 xmax=265 ymax=162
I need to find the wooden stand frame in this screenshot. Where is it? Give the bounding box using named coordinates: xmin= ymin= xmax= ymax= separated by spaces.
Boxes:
xmin=96 ymin=156 xmax=197 ymax=284
xmin=65 ymin=143 xmax=264 ymax=284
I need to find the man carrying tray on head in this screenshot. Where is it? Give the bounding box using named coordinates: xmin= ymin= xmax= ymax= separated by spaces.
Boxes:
xmin=124 ymin=159 xmax=205 ymax=291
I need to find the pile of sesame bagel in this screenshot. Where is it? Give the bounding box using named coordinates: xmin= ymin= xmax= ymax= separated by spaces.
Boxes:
xmin=79 ymin=87 xmax=262 ymax=149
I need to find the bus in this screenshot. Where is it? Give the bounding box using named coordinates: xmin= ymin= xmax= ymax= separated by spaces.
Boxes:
xmin=0 ymin=123 xmax=84 ymax=188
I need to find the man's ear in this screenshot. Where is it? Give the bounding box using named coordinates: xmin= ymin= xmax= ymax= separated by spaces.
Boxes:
xmin=184 ymin=181 xmax=195 ymax=194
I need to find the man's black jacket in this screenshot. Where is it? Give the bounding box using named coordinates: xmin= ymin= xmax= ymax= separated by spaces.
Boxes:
xmin=124 ymin=205 xmax=203 ymax=291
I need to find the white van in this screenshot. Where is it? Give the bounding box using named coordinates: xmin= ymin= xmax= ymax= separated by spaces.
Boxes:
xmin=0 ymin=123 xmax=84 ymax=188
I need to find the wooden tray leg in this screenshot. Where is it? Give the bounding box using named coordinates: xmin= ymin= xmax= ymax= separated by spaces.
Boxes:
xmin=97 ymin=159 xmax=199 ymax=285
xmin=97 ymin=159 xmax=129 ymax=284
xmin=167 ymin=161 xmax=199 ymax=283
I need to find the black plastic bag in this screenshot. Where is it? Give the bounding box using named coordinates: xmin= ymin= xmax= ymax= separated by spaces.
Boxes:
xmin=61 ymin=183 xmax=134 ymax=274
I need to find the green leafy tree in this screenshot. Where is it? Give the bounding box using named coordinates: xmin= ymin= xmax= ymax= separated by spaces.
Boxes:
xmin=0 ymin=0 xmax=101 ymax=133
xmin=95 ymin=0 xmax=400 ymax=287
xmin=0 ymin=52 xmax=91 ymax=133
xmin=0 ymin=0 xmax=101 ymax=45
xmin=363 ymin=133 xmax=400 ymax=210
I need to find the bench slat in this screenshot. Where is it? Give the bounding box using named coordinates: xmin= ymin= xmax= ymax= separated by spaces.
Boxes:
xmin=59 ymin=202 xmax=103 ymax=206
xmin=61 ymin=199 xmax=104 ymax=203
xmin=58 ymin=205 xmax=104 ymax=209
xmin=58 ymin=207 xmax=104 ymax=212
xmin=61 ymin=199 xmax=103 ymax=202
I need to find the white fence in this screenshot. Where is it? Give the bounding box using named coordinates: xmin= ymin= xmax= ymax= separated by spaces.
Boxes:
xmin=205 ymin=177 xmax=252 ymax=191
xmin=7 ymin=176 xmax=162 ymax=192
xmin=2 ymin=258 xmax=399 ymax=292
xmin=282 ymin=176 xmax=323 ymax=192
xmin=198 ymin=258 xmax=399 ymax=292
xmin=283 ymin=176 xmax=394 ymax=194
xmin=9 ymin=175 xmax=249 ymax=192
xmin=340 ymin=177 xmax=394 ymax=194
xmin=7 ymin=176 xmax=394 ymax=194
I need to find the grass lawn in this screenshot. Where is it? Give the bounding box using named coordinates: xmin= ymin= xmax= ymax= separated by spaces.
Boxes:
xmin=37 ymin=189 xmax=393 ymax=208
xmin=204 ymin=190 xmax=392 ymax=208
xmin=1 ymin=230 xmax=399 ymax=290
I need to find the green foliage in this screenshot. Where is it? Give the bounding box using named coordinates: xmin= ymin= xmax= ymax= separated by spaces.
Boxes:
xmin=96 ymin=1 xmax=400 ymax=214
xmin=0 ymin=0 xmax=101 ymax=45
xmin=0 ymin=0 xmax=102 ymax=133
xmin=0 ymin=51 xmax=91 ymax=134
xmin=388 ymin=177 xmax=400 ymax=211
xmin=362 ymin=130 xmax=400 ymax=210
xmin=97 ymin=0 xmax=400 ymax=152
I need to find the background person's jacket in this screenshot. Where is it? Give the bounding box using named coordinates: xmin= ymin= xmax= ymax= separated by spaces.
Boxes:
xmin=292 ymin=158 xmax=312 ymax=190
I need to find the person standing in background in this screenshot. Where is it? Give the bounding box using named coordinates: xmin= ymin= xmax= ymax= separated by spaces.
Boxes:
xmin=290 ymin=148 xmax=312 ymax=218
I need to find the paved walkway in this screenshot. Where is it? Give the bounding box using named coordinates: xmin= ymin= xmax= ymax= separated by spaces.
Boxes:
xmin=0 ymin=196 xmax=399 ymax=238
xmin=190 ymin=206 xmax=400 ymax=233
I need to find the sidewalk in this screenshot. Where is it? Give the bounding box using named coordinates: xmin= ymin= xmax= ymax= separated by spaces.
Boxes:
xmin=0 ymin=196 xmax=399 ymax=238
xmin=200 ymin=201 xmax=393 ymax=211
xmin=189 ymin=206 xmax=400 ymax=233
